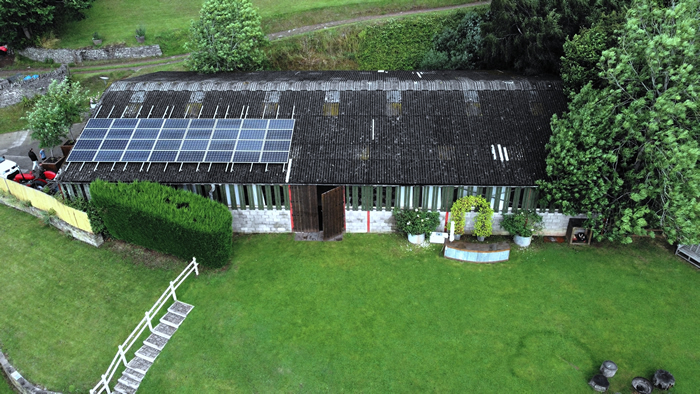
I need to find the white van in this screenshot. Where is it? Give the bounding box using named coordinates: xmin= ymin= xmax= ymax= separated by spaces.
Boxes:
xmin=0 ymin=156 xmax=20 ymax=179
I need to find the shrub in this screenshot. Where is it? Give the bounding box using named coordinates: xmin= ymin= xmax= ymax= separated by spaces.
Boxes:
xmin=60 ymin=196 xmax=108 ymax=236
xmin=500 ymin=210 xmax=543 ymax=237
xmin=393 ymin=209 xmax=441 ymax=236
xmin=419 ymin=11 xmax=484 ymax=70
xmin=449 ymin=196 xmax=493 ymax=237
xmin=90 ymin=180 xmax=232 ymax=268
xmin=357 ymin=15 xmax=451 ymax=70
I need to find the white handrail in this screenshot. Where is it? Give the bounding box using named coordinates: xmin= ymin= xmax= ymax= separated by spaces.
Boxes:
xmin=90 ymin=257 xmax=199 ymax=394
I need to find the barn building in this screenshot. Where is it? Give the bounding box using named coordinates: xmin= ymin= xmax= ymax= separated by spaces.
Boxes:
xmin=58 ymin=70 xmax=581 ymax=239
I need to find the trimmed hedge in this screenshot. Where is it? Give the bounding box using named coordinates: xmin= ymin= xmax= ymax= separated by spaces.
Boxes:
xmin=90 ymin=180 xmax=232 ymax=268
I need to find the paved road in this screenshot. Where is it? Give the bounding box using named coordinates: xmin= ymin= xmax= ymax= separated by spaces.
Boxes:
xmin=0 ymin=123 xmax=84 ymax=173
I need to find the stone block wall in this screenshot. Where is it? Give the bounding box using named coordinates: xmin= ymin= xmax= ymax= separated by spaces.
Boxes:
xmin=231 ymin=208 xmax=292 ymax=233
xmin=230 ymin=208 xmax=586 ymax=236
xmin=0 ymin=65 xmax=68 ymax=108
xmin=18 ymin=45 xmax=162 ymax=65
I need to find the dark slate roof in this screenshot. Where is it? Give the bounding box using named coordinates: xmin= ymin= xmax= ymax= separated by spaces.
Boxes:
xmin=61 ymin=71 xmax=567 ymax=186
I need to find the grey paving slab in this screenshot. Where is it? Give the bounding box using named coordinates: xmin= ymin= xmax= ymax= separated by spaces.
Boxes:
xmin=144 ymin=333 xmax=168 ymax=350
xmin=160 ymin=311 xmax=185 ymax=327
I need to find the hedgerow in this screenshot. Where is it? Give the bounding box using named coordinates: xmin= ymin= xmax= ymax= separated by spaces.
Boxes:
xmin=357 ymin=12 xmax=469 ymax=70
xmin=90 ymin=180 xmax=232 ymax=268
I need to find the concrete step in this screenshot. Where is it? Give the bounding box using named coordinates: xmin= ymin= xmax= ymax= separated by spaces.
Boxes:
xmin=143 ymin=332 xmax=168 ymax=351
xmin=153 ymin=322 xmax=177 ymax=339
xmin=114 ymin=382 xmax=136 ymax=394
xmin=160 ymin=311 xmax=185 ymax=328
xmin=117 ymin=374 xmax=141 ymax=390
xmin=123 ymin=367 xmax=145 ymax=382
xmin=168 ymin=301 xmax=194 ymax=318
xmin=126 ymin=357 xmax=152 ymax=374
xmin=135 ymin=344 xmax=161 ymax=363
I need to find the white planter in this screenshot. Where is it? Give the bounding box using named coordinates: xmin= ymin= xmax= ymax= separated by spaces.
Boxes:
xmin=513 ymin=235 xmax=532 ymax=247
xmin=407 ymin=233 xmax=425 ymax=244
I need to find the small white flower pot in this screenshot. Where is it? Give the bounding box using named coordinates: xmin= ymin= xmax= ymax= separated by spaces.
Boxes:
xmin=513 ymin=235 xmax=532 ymax=247
xmin=407 ymin=233 xmax=425 ymax=244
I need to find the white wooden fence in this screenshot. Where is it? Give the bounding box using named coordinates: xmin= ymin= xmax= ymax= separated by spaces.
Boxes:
xmin=90 ymin=257 xmax=199 ymax=394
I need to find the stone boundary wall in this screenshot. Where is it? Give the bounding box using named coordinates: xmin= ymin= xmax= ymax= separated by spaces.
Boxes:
xmin=0 ymin=348 xmax=61 ymax=394
xmin=234 ymin=208 xmax=586 ymax=236
xmin=232 ymin=209 xmax=292 ymax=233
xmin=0 ymin=65 xmax=68 ymax=108
xmin=0 ymin=194 xmax=104 ymax=247
xmin=18 ymin=45 xmax=162 ymax=65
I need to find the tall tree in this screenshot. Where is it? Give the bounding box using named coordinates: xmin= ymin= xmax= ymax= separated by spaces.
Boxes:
xmin=538 ymin=0 xmax=700 ymax=244
xmin=0 ymin=0 xmax=94 ymax=48
xmin=560 ymin=11 xmax=626 ymax=96
xmin=186 ymin=0 xmax=267 ymax=73
xmin=481 ymin=0 xmax=627 ymax=74
xmin=419 ymin=11 xmax=484 ymax=70
xmin=25 ymin=79 xmax=89 ymax=158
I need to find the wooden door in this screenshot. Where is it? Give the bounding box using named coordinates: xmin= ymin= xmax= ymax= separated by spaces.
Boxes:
xmin=290 ymin=185 xmax=318 ymax=232
xmin=322 ymin=186 xmax=345 ymax=240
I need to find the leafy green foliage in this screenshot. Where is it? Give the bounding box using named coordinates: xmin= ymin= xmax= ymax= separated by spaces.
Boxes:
xmin=482 ymin=0 xmax=628 ymax=74
xmin=449 ymin=196 xmax=493 ymax=237
xmin=357 ymin=14 xmax=455 ymax=70
xmin=186 ymin=0 xmax=267 ymax=73
xmin=539 ymin=0 xmax=700 ymax=244
xmin=500 ymin=210 xmax=544 ymax=237
xmin=393 ymin=208 xmax=441 ymax=235
xmin=60 ymin=196 xmax=108 ymax=236
xmin=561 ymin=11 xmax=625 ymax=95
xmin=24 ymin=79 xmax=89 ymax=158
xmin=0 ymin=0 xmax=94 ymax=48
xmin=419 ymin=11 xmax=484 ymax=70
xmin=90 ymin=180 xmax=232 ymax=268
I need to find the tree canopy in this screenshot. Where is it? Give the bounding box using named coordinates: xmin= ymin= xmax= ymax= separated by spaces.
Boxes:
xmin=539 ymin=0 xmax=700 ymax=244
xmin=25 ymin=79 xmax=89 ymax=158
xmin=419 ymin=11 xmax=484 ymax=70
xmin=0 ymin=0 xmax=94 ymax=48
xmin=481 ymin=0 xmax=627 ymax=74
xmin=186 ymin=0 xmax=267 ymax=73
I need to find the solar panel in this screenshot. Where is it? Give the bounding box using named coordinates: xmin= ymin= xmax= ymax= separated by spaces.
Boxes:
xmin=68 ymin=118 xmax=294 ymax=164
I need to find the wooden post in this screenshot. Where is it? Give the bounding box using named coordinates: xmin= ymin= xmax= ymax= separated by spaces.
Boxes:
xmin=169 ymin=281 xmax=177 ymax=302
xmin=145 ymin=311 xmax=153 ymax=331
xmin=118 ymin=345 xmax=128 ymax=367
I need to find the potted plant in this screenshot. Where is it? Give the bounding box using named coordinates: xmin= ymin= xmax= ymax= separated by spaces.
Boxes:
xmin=393 ymin=208 xmax=441 ymax=244
xmin=135 ymin=26 xmax=146 ymax=43
xmin=92 ymin=32 xmax=103 ymax=45
xmin=500 ymin=209 xmax=544 ymax=247
xmin=449 ymin=196 xmax=493 ymax=241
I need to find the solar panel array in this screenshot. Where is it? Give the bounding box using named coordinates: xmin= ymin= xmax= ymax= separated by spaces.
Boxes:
xmin=67 ymin=118 xmax=295 ymax=164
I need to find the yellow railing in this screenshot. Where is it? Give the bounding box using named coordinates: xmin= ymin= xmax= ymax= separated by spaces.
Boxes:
xmin=0 ymin=178 xmax=93 ymax=233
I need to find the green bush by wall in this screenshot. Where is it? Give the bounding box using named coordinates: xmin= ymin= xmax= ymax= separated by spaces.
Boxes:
xmin=356 ymin=10 xmax=479 ymax=71
xmin=90 ymin=180 xmax=232 ymax=268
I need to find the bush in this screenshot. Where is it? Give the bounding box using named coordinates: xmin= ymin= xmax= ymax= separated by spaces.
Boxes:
xmin=90 ymin=180 xmax=232 ymax=268
xmin=357 ymin=14 xmax=460 ymax=70
xmin=61 ymin=196 xmax=108 ymax=236
xmin=393 ymin=209 xmax=441 ymax=236
xmin=449 ymin=196 xmax=493 ymax=237
xmin=419 ymin=11 xmax=484 ymax=70
xmin=500 ymin=210 xmax=543 ymax=237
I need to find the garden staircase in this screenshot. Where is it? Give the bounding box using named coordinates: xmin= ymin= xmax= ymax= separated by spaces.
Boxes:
xmin=113 ymin=301 xmax=194 ymax=394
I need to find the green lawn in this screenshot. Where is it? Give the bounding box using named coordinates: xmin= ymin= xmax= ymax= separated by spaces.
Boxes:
xmin=56 ymin=0 xmax=475 ymax=54
xmin=0 ymin=204 xmax=185 ymax=393
xmin=1 ymin=202 xmax=698 ymax=392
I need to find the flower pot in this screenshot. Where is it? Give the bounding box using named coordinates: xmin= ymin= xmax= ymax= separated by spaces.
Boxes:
xmin=477 ymin=236 xmax=486 ymax=242
xmin=61 ymin=140 xmax=75 ymax=157
xmin=136 ymin=36 xmax=145 ymax=43
xmin=513 ymin=235 xmax=532 ymax=247
xmin=407 ymin=233 xmax=425 ymax=244
xmin=40 ymin=156 xmax=65 ymax=172
xmin=92 ymin=39 xmax=102 ymax=45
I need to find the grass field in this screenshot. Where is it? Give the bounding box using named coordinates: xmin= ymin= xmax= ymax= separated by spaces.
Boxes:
xmin=1 ymin=201 xmax=698 ymax=392
xmin=56 ymin=0 xmax=475 ymax=54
